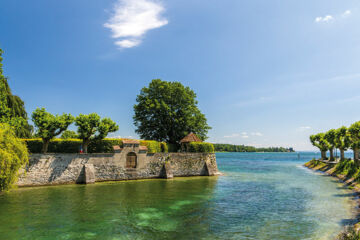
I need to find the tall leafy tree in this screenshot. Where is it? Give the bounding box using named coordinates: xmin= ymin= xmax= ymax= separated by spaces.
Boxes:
xmin=75 ymin=113 xmax=118 ymax=153
xmin=0 ymin=123 xmax=28 ymax=192
xmin=32 ymin=108 xmax=74 ymax=153
xmin=310 ymin=133 xmax=330 ymax=160
xmin=324 ymin=129 xmax=337 ymax=161
xmin=0 ymin=48 xmax=32 ymax=137
xmin=348 ymin=121 xmax=360 ymax=162
xmin=334 ymin=126 xmax=351 ymax=161
xmin=133 ymin=79 xmax=211 ymax=144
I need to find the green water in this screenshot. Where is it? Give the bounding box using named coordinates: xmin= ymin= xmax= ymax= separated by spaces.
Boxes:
xmin=0 ymin=152 xmax=356 ymax=239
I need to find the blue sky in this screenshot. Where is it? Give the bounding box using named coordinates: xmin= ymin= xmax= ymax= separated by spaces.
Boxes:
xmin=1 ymin=0 xmax=360 ymax=150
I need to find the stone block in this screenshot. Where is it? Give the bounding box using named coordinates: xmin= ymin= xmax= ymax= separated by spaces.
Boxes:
xmin=84 ymin=164 xmax=96 ymax=184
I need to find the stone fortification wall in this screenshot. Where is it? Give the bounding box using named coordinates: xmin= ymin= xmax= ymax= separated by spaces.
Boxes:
xmin=16 ymin=152 xmax=218 ymax=187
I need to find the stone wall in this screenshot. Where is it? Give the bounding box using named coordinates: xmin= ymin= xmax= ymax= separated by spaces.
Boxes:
xmin=16 ymin=152 xmax=219 ymax=187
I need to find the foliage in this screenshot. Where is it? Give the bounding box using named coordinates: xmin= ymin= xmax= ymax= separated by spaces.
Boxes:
xmin=0 ymin=124 xmax=29 ymax=191
xmin=349 ymin=122 xmax=360 ymax=152
xmin=187 ymin=142 xmax=215 ymax=153
xmin=133 ymin=79 xmax=211 ymax=144
xmin=31 ymin=108 xmax=74 ymax=153
xmin=75 ymin=113 xmax=119 ymax=153
xmin=24 ymin=138 xmax=123 ymax=153
xmin=213 ymin=143 xmax=294 ymax=152
xmin=166 ymin=143 xmax=179 ymax=153
xmin=324 ymin=129 xmax=336 ymax=150
xmin=335 ymin=127 xmax=351 ymax=151
xmin=310 ymin=133 xmax=330 ymax=152
xmin=60 ymin=130 xmax=78 ymax=139
xmin=0 ymin=48 xmax=32 ymax=138
xmin=336 ymin=226 xmax=360 ymax=240
xmin=140 ymin=140 xmax=163 ymax=153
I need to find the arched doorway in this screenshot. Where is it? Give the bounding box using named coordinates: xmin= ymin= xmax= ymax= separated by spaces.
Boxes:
xmin=126 ymin=152 xmax=137 ymax=168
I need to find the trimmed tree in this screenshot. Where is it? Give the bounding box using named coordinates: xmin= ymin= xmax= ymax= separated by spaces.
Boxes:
xmin=133 ymin=79 xmax=211 ymax=144
xmin=348 ymin=121 xmax=360 ymax=162
xmin=310 ymin=133 xmax=330 ymax=160
xmin=0 ymin=123 xmax=28 ymax=191
xmin=75 ymin=113 xmax=118 ymax=153
xmin=32 ymin=108 xmax=74 ymax=153
xmin=334 ymin=126 xmax=351 ymax=161
xmin=324 ymin=129 xmax=337 ymax=161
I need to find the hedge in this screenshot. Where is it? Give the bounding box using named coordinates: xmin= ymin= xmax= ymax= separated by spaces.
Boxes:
xmin=140 ymin=140 xmax=163 ymax=153
xmin=187 ymin=142 xmax=215 ymax=153
xmin=23 ymin=138 xmax=123 ymax=153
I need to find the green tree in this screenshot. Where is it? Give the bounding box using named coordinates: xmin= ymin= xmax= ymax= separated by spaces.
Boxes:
xmin=32 ymin=108 xmax=74 ymax=153
xmin=0 ymin=123 xmax=29 ymax=191
xmin=348 ymin=121 xmax=360 ymax=162
xmin=60 ymin=130 xmax=78 ymax=139
xmin=75 ymin=113 xmax=118 ymax=153
xmin=310 ymin=133 xmax=330 ymax=160
xmin=334 ymin=126 xmax=351 ymax=161
xmin=324 ymin=129 xmax=337 ymax=161
xmin=133 ymin=79 xmax=211 ymax=144
xmin=0 ymin=48 xmax=32 ymax=138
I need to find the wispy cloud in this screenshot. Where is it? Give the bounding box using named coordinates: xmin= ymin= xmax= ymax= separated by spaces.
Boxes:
xmin=315 ymin=15 xmax=334 ymax=23
xmin=104 ymin=0 xmax=168 ymax=49
xmin=223 ymin=133 xmax=240 ymax=138
xmin=297 ymin=126 xmax=311 ymax=132
xmin=251 ymin=132 xmax=263 ymax=136
xmin=315 ymin=10 xmax=352 ymax=23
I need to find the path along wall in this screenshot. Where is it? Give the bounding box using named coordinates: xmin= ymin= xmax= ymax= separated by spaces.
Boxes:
xmin=16 ymin=152 xmax=219 ymax=187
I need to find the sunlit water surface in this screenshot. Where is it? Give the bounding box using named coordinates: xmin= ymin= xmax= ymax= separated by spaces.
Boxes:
xmin=0 ymin=152 xmax=356 ymax=240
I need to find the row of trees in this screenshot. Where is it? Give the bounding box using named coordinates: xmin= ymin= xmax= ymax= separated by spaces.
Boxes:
xmin=310 ymin=122 xmax=360 ymax=161
xmin=213 ymin=143 xmax=294 ymax=152
xmin=32 ymin=108 xmax=118 ymax=153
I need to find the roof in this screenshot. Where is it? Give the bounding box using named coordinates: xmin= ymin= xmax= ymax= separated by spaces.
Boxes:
xmin=122 ymin=139 xmax=140 ymax=144
xmin=180 ymin=132 xmax=202 ymax=143
xmin=113 ymin=145 xmax=121 ymax=151
xmin=139 ymin=146 xmax=148 ymax=151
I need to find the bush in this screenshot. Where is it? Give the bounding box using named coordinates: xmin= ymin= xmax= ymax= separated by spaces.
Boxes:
xmin=0 ymin=124 xmax=29 ymax=191
xmin=187 ymin=142 xmax=215 ymax=153
xmin=23 ymin=138 xmax=123 ymax=153
xmin=140 ymin=140 xmax=162 ymax=153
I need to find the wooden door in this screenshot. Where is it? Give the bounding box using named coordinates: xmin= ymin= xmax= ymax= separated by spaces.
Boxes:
xmin=126 ymin=152 xmax=137 ymax=168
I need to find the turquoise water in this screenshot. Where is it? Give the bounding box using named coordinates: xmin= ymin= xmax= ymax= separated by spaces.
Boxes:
xmin=0 ymin=152 xmax=356 ymax=240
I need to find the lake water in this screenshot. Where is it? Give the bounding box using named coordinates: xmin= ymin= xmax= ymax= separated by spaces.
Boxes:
xmin=0 ymin=152 xmax=356 ymax=240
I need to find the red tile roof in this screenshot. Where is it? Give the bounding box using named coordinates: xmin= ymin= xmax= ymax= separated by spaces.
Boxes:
xmin=180 ymin=132 xmax=202 ymax=143
xmin=113 ymin=145 xmax=121 ymax=151
xmin=139 ymin=146 xmax=148 ymax=151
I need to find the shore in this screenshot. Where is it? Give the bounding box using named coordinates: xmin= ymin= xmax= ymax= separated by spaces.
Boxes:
xmin=304 ymin=160 xmax=360 ymax=234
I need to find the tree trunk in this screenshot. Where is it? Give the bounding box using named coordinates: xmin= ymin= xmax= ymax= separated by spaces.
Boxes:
xmin=340 ymin=149 xmax=345 ymax=161
xmin=354 ymin=148 xmax=359 ymax=163
xmin=321 ymin=150 xmax=327 ymax=160
xmin=329 ymin=149 xmax=334 ymax=161
xmin=42 ymin=139 xmax=50 ymax=153
xmin=83 ymin=139 xmax=90 ymax=154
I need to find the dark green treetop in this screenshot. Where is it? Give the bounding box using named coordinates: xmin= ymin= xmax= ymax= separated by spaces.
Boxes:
xmin=32 ymin=108 xmax=74 ymax=153
xmin=133 ymin=79 xmax=211 ymax=144
xmin=75 ymin=113 xmax=118 ymax=153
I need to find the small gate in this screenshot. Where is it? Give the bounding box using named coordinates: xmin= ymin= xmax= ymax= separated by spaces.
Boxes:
xmin=126 ymin=152 xmax=137 ymax=168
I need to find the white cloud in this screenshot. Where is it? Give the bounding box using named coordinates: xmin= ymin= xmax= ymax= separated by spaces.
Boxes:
xmin=223 ymin=133 xmax=240 ymax=138
xmin=242 ymin=135 xmax=249 ymax=139
xmin=297 ymin=126 xmax=311 ymax=132
xmin=251 ymin=132 xmax=263 ymax=136
xmin=104 ymin=0 xmax=168 ymax=49
xmin=315 ymin=15 xmax=334 ymax=23
xmin=342 ymin=10 xmax=351 ymax=17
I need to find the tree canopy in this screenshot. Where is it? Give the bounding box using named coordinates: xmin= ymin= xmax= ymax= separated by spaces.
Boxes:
xmin=60 ymin=130 xmax=78 ymax=139
xmin=133 ymin=79 xmax=211 ymax=144
xmin=0 ymin=123 xmax=28 ymax=191
xmin=75 ymin=113 xmax=118 ymax=153
xmin=32 ymin=108 xmax=74 ymax=153
xmin=0 ymin=48 xmax=32 ymax=138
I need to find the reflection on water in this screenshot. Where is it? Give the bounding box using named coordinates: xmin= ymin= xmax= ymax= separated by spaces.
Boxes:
xmin=0 ymin=152 xmax=355 ymax=240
